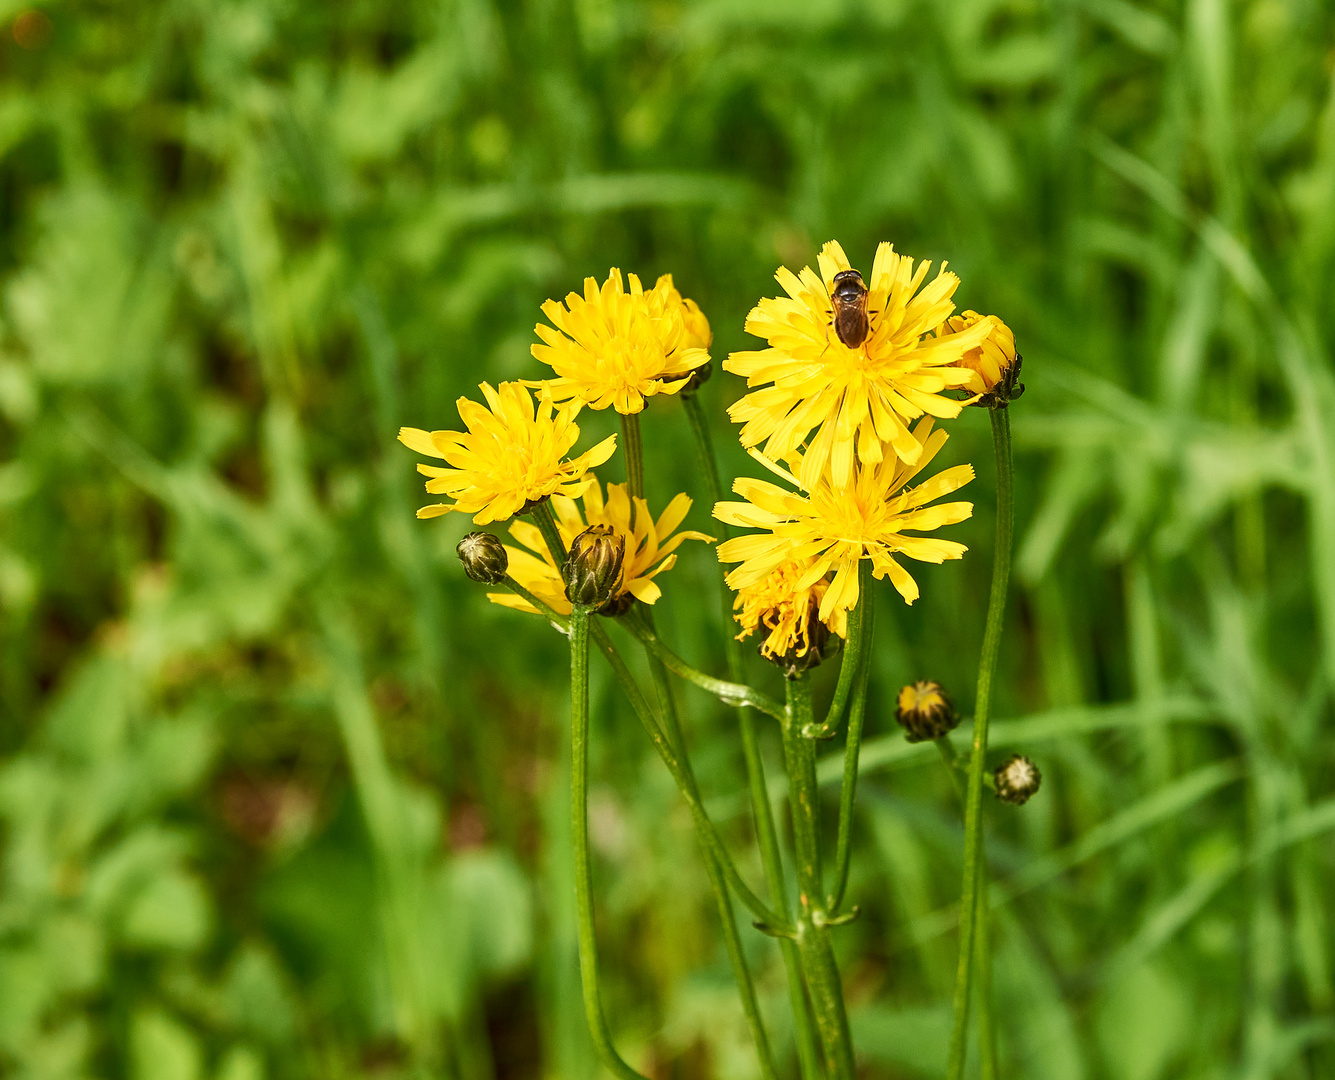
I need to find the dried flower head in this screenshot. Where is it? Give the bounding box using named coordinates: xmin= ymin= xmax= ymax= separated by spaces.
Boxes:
xmin=531 ymin=270 xmax=710 ymax=414
xmin=894 ymin=680 xmax=958 ymax=742
xmin=732 ymin=557 xmax=848 ymax=676
xmin=399 ymin=382 xmax=616 ymax=525
xmin=994 ymin=754 xmax=1042 ymax=805
xmin=725 ymin=240 xmax=996 ymax=489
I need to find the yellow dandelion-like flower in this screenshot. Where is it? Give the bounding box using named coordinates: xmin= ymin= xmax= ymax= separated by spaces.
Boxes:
xmin=487 ymin=481 xmax=713 ymax=615
xmin=733 ymin=556 xmax=848 ymax=661
xmin=725 ymin=240 xmax=998 ymax=490
xmin=714 ymin=417 xmax=974 ymax=617
xmin=530 ymin=269 xmax=710 ymax=414
xmin=399 ymin=381 xmax=616 ymax=526
xmin=938 ymin=309 xmax=1025 ymax=405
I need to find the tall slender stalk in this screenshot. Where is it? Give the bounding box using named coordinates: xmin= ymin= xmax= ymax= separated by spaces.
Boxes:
xmin=785 ymin=676 xmax=856 ymax=1080
xmin=569 ymin=606 xmax=650 ymax=1080
xmin=827 ymin=561 xmax=875 ymax=913
xmin=684 ymin=392 xmax=824 ymax=1080
xmin=946 ymin=407 xmax=1014 ymax=1080
xmin=620 ymin=412 xmax=645 ymax=498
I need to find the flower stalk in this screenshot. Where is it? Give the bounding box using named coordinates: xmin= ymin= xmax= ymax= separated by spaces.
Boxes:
xmin=784 ymin=675 xmax=856 ymax=1080
xmin=946 ymin=406 xmax=1014 ymax=1080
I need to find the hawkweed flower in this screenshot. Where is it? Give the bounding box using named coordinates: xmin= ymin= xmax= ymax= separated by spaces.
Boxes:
xmin=714 ymin=417 xmax=974 ymax=619
xmin=399 ymin=382 xmax=616 ymax=525
xmin=732 ymin=557 xmax=848 ymax=676
xmin=563 ymin=525 xmax=626 ymax=607
xmin=994 ymin=754 xmax=1041 ymax=805
xmin=894 ymin=680 xmax=958 ymax=742
xmin=457 ymin=532 xmax=509 ymax=585
xmin=488 ymin=481 xmax=712 ymax=616
xmin=725 ymin=240 xmax=997 ymax=488
xmin=531 ymin=270 xmax=710 ymax=414
xmin=938 ymin=310 xmax=1025 ymax=407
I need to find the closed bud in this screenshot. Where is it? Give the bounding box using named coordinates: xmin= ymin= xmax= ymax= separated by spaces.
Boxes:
xmin=456 ymin=531 xmax=509 ymax=585
xmin=562 ymin=524 xmax=625 ymax=608
xmin=894 ymin=680 xmax=958 ymax=743
xmin=994 ymin=754 xmax=1041 ymax=805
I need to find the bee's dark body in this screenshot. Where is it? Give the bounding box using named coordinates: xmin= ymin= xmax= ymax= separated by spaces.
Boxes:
xmin=830 ymin=269 xmax=870 ymax=349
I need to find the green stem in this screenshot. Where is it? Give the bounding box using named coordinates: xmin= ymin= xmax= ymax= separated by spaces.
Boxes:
xmin=620 ymin=411 xmax=645 ymax=500
xmin=532 ymin=500 xmax=569 ymax=564
xmin=784 ymin=677 xmax=856 ymax=1080
xmin=569 ymin=606 xmax=650 ymax=1080
xmin=826 ymin=561 xmax=875 ymax=913
xmin=503 ymin=575 xmax=569 ymax=635
xmin=683 ymin=393 xmax=824 ymax=1080
xmin=808 ymin=573 xmax=868 ymax=738
xmin=643 ymin=646 xmax=778 ymax=1080
xmin=946 ymin=407 xmax=1014 ymax=1080
xmin=935 ymin=737 xmax=966 ymax=804
xmin=586 ymin=622 xmax=789 ymax=931
xmin=621 ymin=614 xmax=785 ymax=720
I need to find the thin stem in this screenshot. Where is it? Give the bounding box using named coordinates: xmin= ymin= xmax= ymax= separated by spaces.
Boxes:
xmin=946 ymin=407 xmax=1014 ymax=1080
xmin=809 ymin=577 xmax=867 ymax=738
xmin=620 ymin=411 xmax=645 ymax=500
xmin=587 ymin=622 xmax=790 ymax=931
xmin=683 ymin=392 xmax=824 ymax=1080
xmin=644 ymin=646 xmax=778 ymax=1080
xmin=621 ymin=614 xmax=785 ymax=720
xmin=826 ymin=561 xmax=875 ymax=913
xmin=531 ymin=500 xmax=568 ymax=563
xmin=569 ymin=606 xmax=650 ymax=1080
xmin=935 ymin=737 xmax=966 ymax=805
xmin=784 ymin=677 xmax=856 ymax=1080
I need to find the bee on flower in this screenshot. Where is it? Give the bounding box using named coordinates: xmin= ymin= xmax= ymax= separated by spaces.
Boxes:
xmin=714 ymin=417 xmax=974 ymax=618
xmin=725 ymin=240 xmax=997 ymax=490
xmin=399 ymin=381 xmax=617 ymax=525
xmin=488 ymin=481 xmax=713 ymax=616
xmin=531 ymin=269 xmax=711 ymax=414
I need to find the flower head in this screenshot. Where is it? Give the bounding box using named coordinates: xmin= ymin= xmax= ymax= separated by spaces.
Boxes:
xmin=457 ymin=532 xmax=509 ymax=585
xmin=488 ymin=481 xmax=713 ymax=616
xmin=714 ymin=417 xmax=973 ymax=619
xmin=732 ymin=557 xmax=847 ymax=674
xmin=563 ymin=524 xmax=626 ymax=608
xmin=531 ymin=270 xmax=710 ymax=414
xmin=399 ymin=382 xmax=616 ymax=525
xmin=994 ymin=754 xmax=1042 ymax=805
xmin=894 ymin=680 xmax=959 ymax=742
xmin=939 ymin=310 xmax=1025 ymax=407
xmin=725 ymin=240 xmax=997 ymax=489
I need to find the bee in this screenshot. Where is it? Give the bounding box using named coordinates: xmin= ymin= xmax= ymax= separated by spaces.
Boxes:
xmin=830 ymin=269 xmax=870 ymax=349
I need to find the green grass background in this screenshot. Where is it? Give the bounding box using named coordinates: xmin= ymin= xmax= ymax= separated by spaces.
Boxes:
xmin=2 ymin=0 xmax=1334 ymax=1077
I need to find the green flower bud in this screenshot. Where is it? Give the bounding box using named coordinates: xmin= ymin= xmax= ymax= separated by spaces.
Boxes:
xmin=562 ymin=524 xmax=625 ymax=608
xmin=994 ymin=754 xmax=1041 ymax=805
xmin=894 ymin=680 xmax=958 ymax=743
xmin=456 ymin=531 xmax=509 ymax=585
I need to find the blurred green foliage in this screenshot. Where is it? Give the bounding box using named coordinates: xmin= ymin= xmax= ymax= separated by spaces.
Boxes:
xmin=2 ymin=0 xmax=1335 ymax=1077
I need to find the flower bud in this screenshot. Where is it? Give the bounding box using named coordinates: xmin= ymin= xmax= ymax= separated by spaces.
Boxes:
xmin=456 ymin=531 xmax=509 ymax=585
xmin=562 ymin=524 xmax=626 ymax=608
xmin=994 ymin=754 xmax=1041 ymax=805
xmin=894 ymin=680 xmax=958 ymax=743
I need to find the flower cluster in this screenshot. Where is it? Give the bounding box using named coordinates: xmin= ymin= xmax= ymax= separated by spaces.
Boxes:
xmin=399 ymin=270 xmax=715 ymax=610
xmin=717 ymin=240 xmax=1020 ymax=662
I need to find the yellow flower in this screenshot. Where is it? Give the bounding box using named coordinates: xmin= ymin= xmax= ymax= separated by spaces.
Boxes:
xmin=531 ymin=269 xmax=710 ymax=414
xmin=399 ymin=381 xmax=616 ymax=526
xmin=488 ymin=481 xmax=713 ymax=615
xmin=733 ymin=557 xmax=847 ymax=662
xmin=725 ymin=240 xmax=998 ymax=490
xmin=714 ymin=418 xmax=973 ymax=616
xmin=938 ymin=310 xmax=1024 ymax=404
